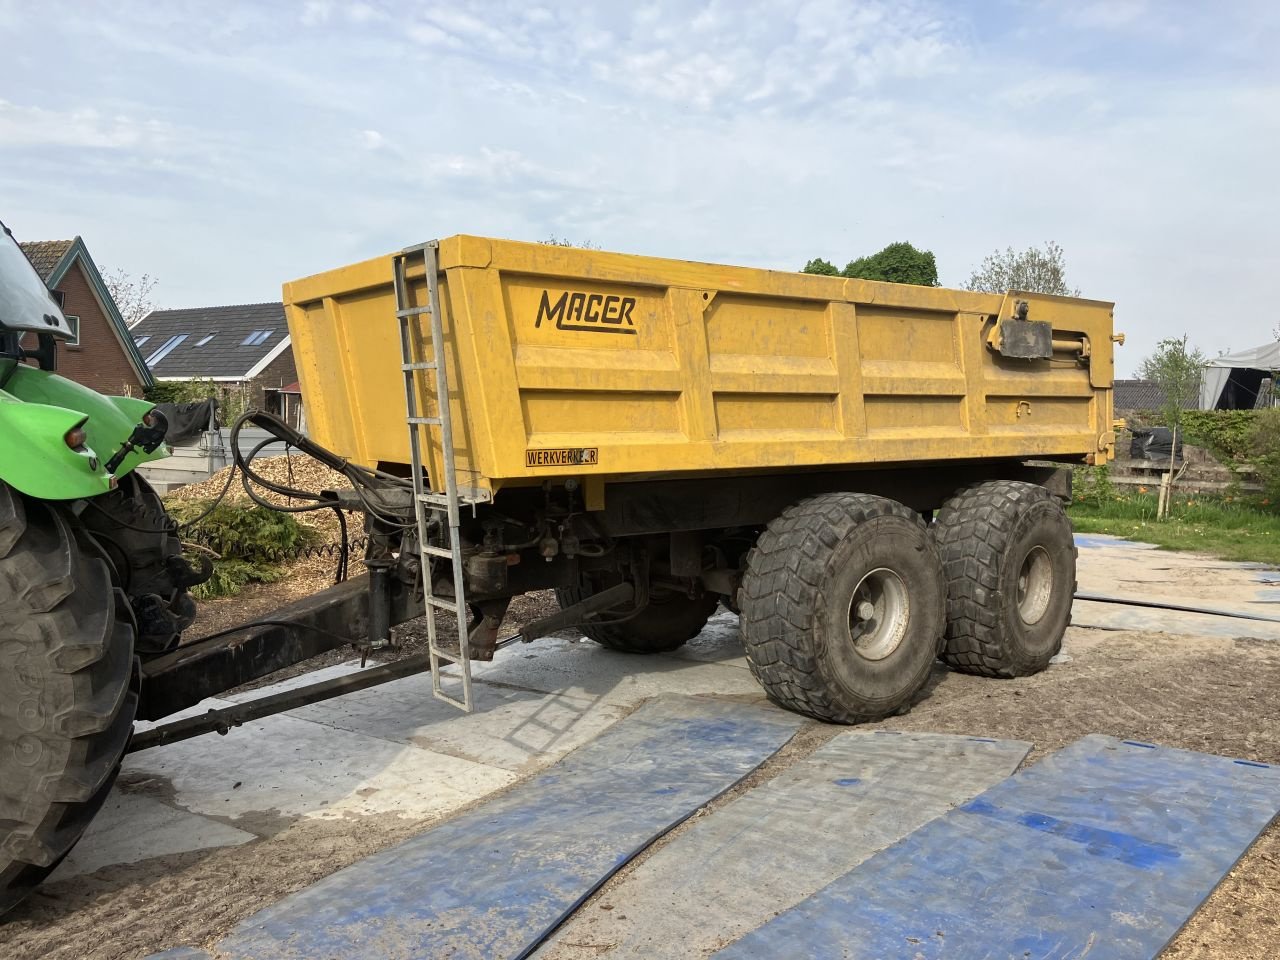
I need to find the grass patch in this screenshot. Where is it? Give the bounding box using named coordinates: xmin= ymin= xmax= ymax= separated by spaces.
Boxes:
xmin=1069 ymin=491 xmax=1280 ymax=565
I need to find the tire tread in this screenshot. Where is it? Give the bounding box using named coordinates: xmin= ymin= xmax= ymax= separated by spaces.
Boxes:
xmin=934 ymin=480 xmax=1076 ymax=678
xmin=739 ymin=493 xmax=942 ymax=724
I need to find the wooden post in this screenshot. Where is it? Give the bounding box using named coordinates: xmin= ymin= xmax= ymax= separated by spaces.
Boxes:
xmin=1159 ymin=423 xmax=1178 ymax=520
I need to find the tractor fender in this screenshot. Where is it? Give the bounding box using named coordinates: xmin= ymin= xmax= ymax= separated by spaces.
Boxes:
xmin=0 ymin=366 xmax=168 ymax=500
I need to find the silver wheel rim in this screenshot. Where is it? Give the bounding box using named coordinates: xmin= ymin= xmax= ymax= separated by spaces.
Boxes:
xmin=1017 ymin=545 xmax=1053 ymax=625
xmin=847 ymin=567 xmax=910 ymax=661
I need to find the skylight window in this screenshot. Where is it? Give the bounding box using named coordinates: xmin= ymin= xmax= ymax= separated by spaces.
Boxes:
xmin=241 ymin=329 xmax=273 ymax=346
xmin=195 ymin=333 xmax=216 ymax=346
xmin=134 ymin=335 xmax=151 ymax=347
xmin=146 ymin=334 xmax=187 ymax=366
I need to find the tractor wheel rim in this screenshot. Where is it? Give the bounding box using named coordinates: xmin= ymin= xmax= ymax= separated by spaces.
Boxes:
xmin=1017 ymin=545 xmax=1054 ymax=625
xmin=848 ymin=567 xmax=910 ymax=661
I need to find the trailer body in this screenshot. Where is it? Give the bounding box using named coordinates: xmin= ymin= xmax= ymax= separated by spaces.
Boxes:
xmin=271 ymin=236 xmax=1113 ymax=732
xmin=284 ymin=236 xmax=1116 ymax=499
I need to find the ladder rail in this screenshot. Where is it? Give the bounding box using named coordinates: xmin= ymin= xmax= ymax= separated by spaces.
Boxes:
xmin=393 ymin=242 xmax=474 ymax=712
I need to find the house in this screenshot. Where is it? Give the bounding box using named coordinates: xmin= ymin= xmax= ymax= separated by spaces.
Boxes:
xmin=129 ymin=302 xmax=300 ymax=426
xmin=18 ymin=237 xmax=155 ymax=395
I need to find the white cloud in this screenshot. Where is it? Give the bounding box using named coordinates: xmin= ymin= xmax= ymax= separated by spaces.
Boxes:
xmin=0 ymin=99 xmax=181 ymax=151
xmin=1 ymin=0 xmax=1276 ymax=370
xmin=301 ymin=1 xmax=332 ymax=26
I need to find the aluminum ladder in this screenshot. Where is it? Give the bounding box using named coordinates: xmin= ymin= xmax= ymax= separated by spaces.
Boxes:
xmin=393 ymin=241 xmax=478 ymax=712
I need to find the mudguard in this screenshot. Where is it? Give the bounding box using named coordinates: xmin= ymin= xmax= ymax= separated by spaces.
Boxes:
xmin=0 ymin=364 xmax=168 ymax=500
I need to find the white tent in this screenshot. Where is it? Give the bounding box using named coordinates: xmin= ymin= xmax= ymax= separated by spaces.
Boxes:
xmin=1200 ymin=341 xmax=1280 ymax=410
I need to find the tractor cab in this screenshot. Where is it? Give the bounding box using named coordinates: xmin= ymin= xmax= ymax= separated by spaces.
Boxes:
xmin=0 ymin=219 xmax=75 ymax=372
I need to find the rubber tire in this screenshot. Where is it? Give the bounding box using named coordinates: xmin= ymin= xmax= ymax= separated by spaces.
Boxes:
xmin=555 ymin=580 xmax=718 ymax=654
xmin=934 ymin=480 xmax=1076 ymax=678
xmin=80 ymin=473 xmax=197 ymax=654
xmin=739 ymin=493 xmax=946 ymax=724
xmin=0 ymin=484 xmax=138 ymax=917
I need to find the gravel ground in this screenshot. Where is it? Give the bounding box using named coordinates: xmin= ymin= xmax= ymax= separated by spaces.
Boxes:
xmin=2 ymin=471 xmax=1275 ymax=958
xmin=2 ymin=622 xmax=1275 ymax=960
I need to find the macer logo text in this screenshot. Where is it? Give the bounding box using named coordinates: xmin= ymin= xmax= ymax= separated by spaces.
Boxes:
xmin=536 ymin=290 xmax=638 ymax=335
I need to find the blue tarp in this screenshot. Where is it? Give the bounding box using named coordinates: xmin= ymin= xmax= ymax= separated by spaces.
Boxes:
xmin=162 ymin=697 xmax=801 ymax=960
xmin=714 ymin=735 xmax=1280 ymax=959
xmin=534 ymin=731 xmax=1030 ymax=959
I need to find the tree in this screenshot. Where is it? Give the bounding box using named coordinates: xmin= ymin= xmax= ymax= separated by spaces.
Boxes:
xmin=844 ymin=242 xmax=939 ymax=286
xmin=102 ymin=266 xmax=159 ymax=328
xmin=964 ymin=241 xmax=1080 ymax=296
xmin=1137 ymin=335 xmax=1206 ymax=518
xmin=1138 ymin=335 xmax=1205 ymax=433
xmin=801 ymin=242 xmax=939 ymax=286
xmin=542 ymin=235 xmax=599 ymax=250
xmin=801 ymin=257 xmax=840 ymax=276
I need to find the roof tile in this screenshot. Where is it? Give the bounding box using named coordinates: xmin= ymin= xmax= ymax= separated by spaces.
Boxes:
xmin=1113 ymin=379 xmax=1199 ymax=411
xmin=18 ymin=240 xmax=75 ymax=280
xmin=130 ymin=302 xmax=288 ymax=378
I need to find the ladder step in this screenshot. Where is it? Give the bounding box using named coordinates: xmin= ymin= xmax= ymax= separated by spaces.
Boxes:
xmin=403 ymin=362 xmax=437 ymax=371
xmin=397 ymin=306 xmax=433 ymax=318
xmin=408 ymin=416 xmax=442 ymax=426
xmin=421 ymin=544 xmax=454 ymax=559
xmin=425 ymin=596 xmax=461 ymax=613
xmin=417 ymin=492 xmax=454 ymax=506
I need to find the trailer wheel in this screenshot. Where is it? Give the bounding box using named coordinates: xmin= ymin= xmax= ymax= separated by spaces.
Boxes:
xmin=739 ymin=493 xmax=945 ymax=724
xmin=934 ymin=480 xmax=1076 ymax=678
xmin=0 ymin=485 xmax=138 ymax=917
xmin=556 ymin=580 xmax=718 ymax=654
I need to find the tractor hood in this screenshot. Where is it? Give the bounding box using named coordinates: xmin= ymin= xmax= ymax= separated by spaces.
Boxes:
xmin=0 ymin=220 xmax=75 ymax=339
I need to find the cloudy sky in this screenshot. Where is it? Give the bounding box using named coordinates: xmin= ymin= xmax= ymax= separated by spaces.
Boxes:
xmin=2 ymin=0 xmax=1276 ymax=373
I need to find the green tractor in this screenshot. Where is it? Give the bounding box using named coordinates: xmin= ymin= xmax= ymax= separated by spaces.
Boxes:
xmin=0 ymin=221 xmax=209 ymax=914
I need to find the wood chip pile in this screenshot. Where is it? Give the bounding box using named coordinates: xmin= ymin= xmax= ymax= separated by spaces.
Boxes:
xmin=165 ymin=455 xmax=367 ymax=585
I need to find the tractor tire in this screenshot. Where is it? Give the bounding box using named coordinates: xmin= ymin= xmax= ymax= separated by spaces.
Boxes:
xmin=934 ymin=480 xmax=1076 ymax=678
xmin=80 ymin=473 xmax=203 ymax=654
xmin=739 ymin=493 xmax=946 ymax=724
xmin=0 ymin=484 xmax=138 ymax=917
xmin=556 ymin=580 xmax=718 ymax=654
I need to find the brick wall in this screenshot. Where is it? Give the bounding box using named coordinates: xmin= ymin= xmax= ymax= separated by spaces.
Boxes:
xmin=249 ymin=346 xmax=299 ymax=421
xmin=51 ymin=261 xmax=146 ymax=396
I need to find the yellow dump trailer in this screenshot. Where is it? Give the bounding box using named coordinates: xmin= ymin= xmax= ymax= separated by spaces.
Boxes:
xmin=281 ymin=236 xmax=1118 ymax=725
xmin=286 ymin=236 xmax=1116 ymax=499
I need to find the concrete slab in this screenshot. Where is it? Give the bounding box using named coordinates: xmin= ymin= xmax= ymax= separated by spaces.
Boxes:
xmin=536 ymin=731 xmax=1030 ymax=960
xmin=1074 ymin=533 xmax=1156 ymax=550
xmin=1071 ymin=599 xmax=1280 ymax=641
xmin=123 ymin=711 xmax=516 ymax=823
xmin=48 ymin=793 xmax=255 ymax=881
xmin=668 ymin=610 xmax=751 ymax=669
xmin=277 ymin=671 xmax=630 ymax=772
xmin=182 ymin=698 xmax=803 ymax=960
xmin=445 ymin=633 xmax=766 ymax=705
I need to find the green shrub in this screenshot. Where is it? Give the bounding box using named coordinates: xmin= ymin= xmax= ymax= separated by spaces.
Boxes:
xmin=1071 ymin=464 xmax=1114 ymax=507
xmin=166 ymin=499 xmax=318 ymax=599
xmin=1248 ymin=408 xmax=1280 ymax=502
xmin=1180 ymin=410 xmax=1257 ymax=465
xmin=144 ymin=378 xmax=251 ymax=425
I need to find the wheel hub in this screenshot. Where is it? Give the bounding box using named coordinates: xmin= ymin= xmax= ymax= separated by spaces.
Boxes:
xmin=1016 ymin=545 xmax=1053 ymax=625
xmin=847 ymin=567 xmax=910 ymax=661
